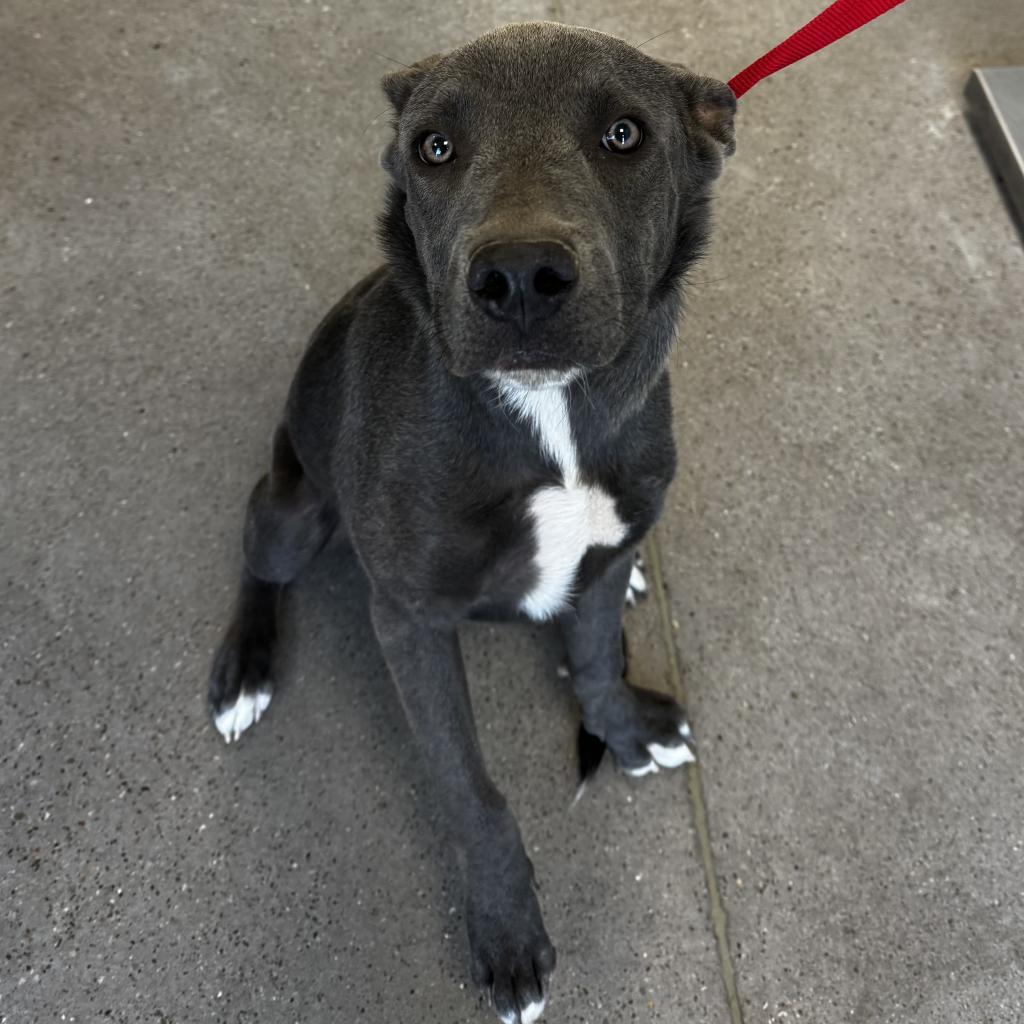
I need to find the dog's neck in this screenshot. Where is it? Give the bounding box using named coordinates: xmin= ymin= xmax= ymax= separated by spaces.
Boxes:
xmin=465 ymin=296 xmax=681 ymax=453
xmin=490 ymin=372 xmax=583 ymax=483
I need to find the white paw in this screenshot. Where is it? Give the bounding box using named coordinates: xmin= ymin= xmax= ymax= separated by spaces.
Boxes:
xmin=214 ymin=688 xmax=272 ymax=743
xmin=650 ymin=740 xmax=695 ymax=767
xmin=650 ymin=721 xmax=695 ymax=767
xmin=521 ymin=997 xmax=546 ymax=1024
xmin=625 ymin=724 xmax=696 ymax=775
xmin=624 ymin=556 xmax=648 ymax=607
xmin=500 ymin=999 xmax=546 ymax=1024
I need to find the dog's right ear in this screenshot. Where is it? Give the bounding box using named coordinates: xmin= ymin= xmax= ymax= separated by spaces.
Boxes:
xmin=381 ymin=54 xmax=443 ymax=115
xmin=380 ymin=55 xmax=443 ymax=181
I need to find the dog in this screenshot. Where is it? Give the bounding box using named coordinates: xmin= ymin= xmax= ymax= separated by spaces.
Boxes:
xmin=207 ymin=22 xmax=735 ymax=1023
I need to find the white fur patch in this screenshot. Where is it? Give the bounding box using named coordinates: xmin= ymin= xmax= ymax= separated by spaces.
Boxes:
xmin=521 ymin=484 xmax=627 ymax=619
xmin=521 ymin=997 xmax=546 ymax=1024
xmin=496 ymin=375 xmax=627 ymax=621
xmin=627 ymin=726 xmax=696 ymax=775
xmin=628 ymin=563 xmax=647 ymax=595
xmin=498 ymin=997 xmax=546 ymax=1024
xmin=649 ymin=738 xmax=696 ymax=768
xmin=625 ymin=560 xmax=648 ymax=606
xmin=498 ymin=372 xmax=580 ymax=475
xmin=214 ymin=688 xmax=271 ymax=743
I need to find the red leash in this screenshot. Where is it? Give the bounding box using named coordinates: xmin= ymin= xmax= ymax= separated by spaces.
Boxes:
xmin=728 ymin=0 xmax=908 ymax=99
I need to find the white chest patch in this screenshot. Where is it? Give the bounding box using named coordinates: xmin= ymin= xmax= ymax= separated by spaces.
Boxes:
xmin=497 ymin=376 xmax=627 ymax=621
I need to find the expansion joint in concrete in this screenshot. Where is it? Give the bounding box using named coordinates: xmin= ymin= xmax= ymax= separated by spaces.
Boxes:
xmin=646 ymin=532 xmax=745 ymax=1024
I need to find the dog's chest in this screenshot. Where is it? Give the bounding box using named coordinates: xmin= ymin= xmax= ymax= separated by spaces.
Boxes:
xmin=500 ymin=383 xmax=628 ymax=620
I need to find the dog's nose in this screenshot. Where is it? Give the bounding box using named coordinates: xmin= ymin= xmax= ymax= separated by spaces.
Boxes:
xmin=467 ymin=241 xmax=577 ymax=330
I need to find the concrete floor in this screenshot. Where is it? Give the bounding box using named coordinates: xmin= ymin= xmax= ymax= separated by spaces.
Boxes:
xmin=2 ymin=1 xmax=1022 ymax=1022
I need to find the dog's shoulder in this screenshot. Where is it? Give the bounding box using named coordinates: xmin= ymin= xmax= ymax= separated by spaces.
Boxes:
xmin=287 ymin=265 xmax=391 ymax=403
xmin=283 ymin=266 xmax=410 ymax=482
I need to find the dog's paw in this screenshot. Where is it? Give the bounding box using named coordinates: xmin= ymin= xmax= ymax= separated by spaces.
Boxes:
xmin=213 ymin=688 xmax=271 ymax=743
xmin=624 ymin=552 xmax=648 ymax=607
xmin=622 ymin=719 xmax=694 ymax=775
xmin=208 ymin=623 xmax=274 ymax=743
xmin=602 ymin=686 xmax=695 ymax=776
xmin=468 ymin=886 xmax=555 ymax=1024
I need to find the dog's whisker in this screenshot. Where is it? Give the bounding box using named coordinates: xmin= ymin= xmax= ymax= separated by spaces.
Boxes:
xmin=575 ymin=371 xmax=598 ymax=415
xmin=369 ymin=49 xmax=414 ymax=70
xmin=633 ymin=28 xmax=677 ymax=50
xmin=362 ymin=107 xmax=394 ymax=135
xmin=484 ymin=375 xmax=522 ymax=430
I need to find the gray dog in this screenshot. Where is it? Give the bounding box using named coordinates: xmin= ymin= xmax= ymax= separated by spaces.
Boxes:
xmin=208 ymin=21 xmax=735 ymax=1023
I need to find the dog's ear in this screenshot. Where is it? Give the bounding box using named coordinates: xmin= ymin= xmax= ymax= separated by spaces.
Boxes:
xmin=662 ymin=63 xmax=737 ymax=160
xmin=381 ymin=54 xmax=443 ymax=115
xmin=380 ymin=55 xmax=443 ymax=181
xmin=689 ymin=75 xmax=737 ymax=156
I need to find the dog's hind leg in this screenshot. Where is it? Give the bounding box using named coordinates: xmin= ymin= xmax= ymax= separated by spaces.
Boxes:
xmin=208 ymin=424 xmax=337 ymax=742
xmin=560 ymin=547 xmax=694 ymax=779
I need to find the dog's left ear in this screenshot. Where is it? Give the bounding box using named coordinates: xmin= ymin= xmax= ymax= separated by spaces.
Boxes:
xmin=381 ymin=53 xmax=443 ymax=115
xmin=662 ymin=63 xmax=737 ymax=162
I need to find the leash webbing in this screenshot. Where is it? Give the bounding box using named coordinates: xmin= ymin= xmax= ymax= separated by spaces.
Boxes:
xmin=727 ymin=0 xmax=909 ymax=98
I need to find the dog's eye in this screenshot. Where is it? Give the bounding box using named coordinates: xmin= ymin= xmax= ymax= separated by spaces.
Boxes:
xmin=601 ymin=118 xmax=643 ymax=153
xmin=419 ymin=132 xmax=454 ymax=165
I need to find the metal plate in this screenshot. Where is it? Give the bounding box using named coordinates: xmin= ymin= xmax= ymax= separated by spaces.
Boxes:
xmin=965 ymin=67 xmax=1024 ymax=233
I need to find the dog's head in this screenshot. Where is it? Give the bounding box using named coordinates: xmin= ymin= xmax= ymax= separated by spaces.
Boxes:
xmin=379 ymin=22 xmax=735 ymax=381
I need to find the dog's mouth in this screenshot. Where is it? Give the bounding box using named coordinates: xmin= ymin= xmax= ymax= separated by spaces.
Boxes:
xmin=487 ymin=366 xmax=579 ymax=392
xmin=492 ymin=349 xmax=575 ymax=374
xmin=490 ymin=350 xmax=578 ymax=392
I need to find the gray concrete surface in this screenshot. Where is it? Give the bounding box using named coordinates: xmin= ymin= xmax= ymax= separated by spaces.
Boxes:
xmin=2 ymin=1 xmax=1022 ymax=1023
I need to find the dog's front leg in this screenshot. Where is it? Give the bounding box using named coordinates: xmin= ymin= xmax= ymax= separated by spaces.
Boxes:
xmin=371 ymin=594 xmax=555 ymax=1024
xmin=561 ymin=548 xmax=695 ymax=777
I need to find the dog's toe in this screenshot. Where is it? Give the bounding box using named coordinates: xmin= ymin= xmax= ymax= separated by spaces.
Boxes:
xmin=471 ymin=895 xmax=555 ymax=1024
xmin=520 ymin=996 xmax=546 ymax=1024
xmin=604 ymin=690 xmax=696 ymax=777
xmin=647 ymin=721 xmax=695 ymax=767
xmin=649 ymin=734 xmax=696 ymax=767
xmin=213 ymin=687 xmax=272 ymax=743
xmin=624 ymin=554 xmax=648 ymax=607
xmin=208 ymin=621 xmax=275 ymax=743
xmin=492 ymin=962 xmax=549 ymax=1024
xmin=496 ymin=994 xmax=546 ymax=1024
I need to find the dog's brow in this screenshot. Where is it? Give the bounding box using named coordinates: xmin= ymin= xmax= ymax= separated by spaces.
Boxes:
xmin=586 ymin=83 xmax=649 ymax=121
xmin=412 ymin=83 xmax=466 ymax=126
